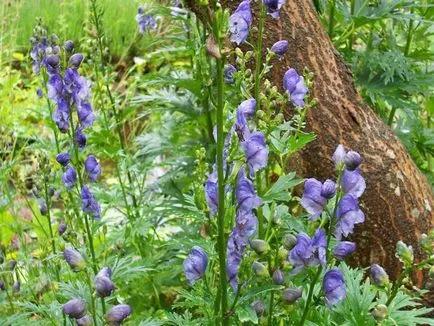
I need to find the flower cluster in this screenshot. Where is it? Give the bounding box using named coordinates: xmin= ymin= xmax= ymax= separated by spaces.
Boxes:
xmin=136 ymin=6 xmax=157 ymax=34
xmin=30 ymin=23 xmax=61 ymax=74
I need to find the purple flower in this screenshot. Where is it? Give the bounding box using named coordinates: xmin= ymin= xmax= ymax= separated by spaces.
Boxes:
xmin=53 ymin=98 xmax=70 ymax=133
xmin=241 ymin=131 xmax=269 ymax=176
xmin=36 ymin=88 xmax=43 ymax=98
xmin=62 ymin=165 xmax=77 ymax=189
xmin=76 ymin=315 xmax=92 ymax=326
xmin=183 ymin=246 xmax=208 ymax=285
xmin=58 ymin=221 xmax=67 ymax=235
xmin=45 ymin=55 xmax=60 ymax=74
xmin=224 ymin=64 xmax=237 ymax=84
xmin=252 ymin=300 xmax=265 ymax=316
xmin=81 ymin=186 xmax=101 ymax=219
xmin=334 ymin=194 xmax=365 ymax=239
xmin=95 ymin=275 xmax=115 ymax=298
xmin=282 ymin=287 xmax=302 ymax=304
xmin=235 ymin=209 xmax=258 ymax=238
xmin=77 ymin=102 xmax=95 ymax=128
xmin=283 ymin=68 xmax=308 ymax=107
xmin=323 ymin=268 xmax=346 ymax=306
xmin=97 ymin=267 xmax=112 ymax=279
xmin=69 ymin=53 xmax=84 ymax=69
xmin=263 ymin=0 xmax=286 ymax=18
xmin=47 ymin=73 xmax=63 ymax=101
xmin=332 ymin=144 xmax=346 ymax=168
xmin=341 ymin=169 xmax=365 ymax=198
xmin=56 ymin=152 xmax=70 ymax=166
xmin=64 ymin=40 xmax=74 ymax=52
xmin=344 ymin=151 xmax=362 ymax=171
xmin=76 ymin=128 xmax=87 ymax=149
xmin=370 ymin=264 xmax=389 ymax=287
xmin=272 ymin=269 xmax=284 ymax=285
xmin=301 ymin=178 xmax=336 ymax=220
xmin=0 ymin=280 xmax=4 ymax=291
xmin=205 ymin=172 xmax=218 ymax=216
xmin=333 ymin=241 xmax=356 ymax=260
xmin=63 ymin=298 xmax=86 ymax=319
xmin=106 ymin=304 xmax=132 ymax=324
xmin=38 ymin=198 xmax=47 ymax=215
xmin=229 ymin=0 xmax=252 ymax=45
xmin=85 ymin=155 xmax=101 ymax=182
xmin=64 ymin=248 xmax=86 ymax=272
xmin=13 ymin=281 xmax=20 ymax=292
xmin=226 ymin=230 xmax=247 ymax=291
xmin=236 ymin=169 xmax=262 ymax=212
xmin=270 ymin=40 xmax=288 ymax=57
xmin=136 ymin=8 xmax=157 ymax=34
xmin=288 ymin=228 xmax=326 ymax=274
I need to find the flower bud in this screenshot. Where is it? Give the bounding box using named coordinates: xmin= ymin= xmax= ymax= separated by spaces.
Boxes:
xmin=282 ymin=287 xmax=302 ymax=304
xmin=252 ymin=261 xmax=269 ymax=277
xmin=344 ymin=151 xmax=362 ymax=171
xmin=58 ymin=221 xmax=67 ymax=235
xmin=64 ymin=248 xmax=86 ymax=272
xmin=97 ymin=267 xmax=112 ymax=279
xmin=278 ymin=247 xmax=288 ymax=260
xmin=270 ymin=40 xmax=289 ymax=57
xmin=224 ymin=64 xmax=236 ymax=84
xmin=0 ymin=280 xmax=4 ymax=291
xmin=39 ymin=199 xmax=48 ymax=216
xmin=64 ymin=40 xmax=75 ymax=52
xmin=56 ymin=152 xmax=71 ymax=166
xmin=106 ymin=304 xmax=132 ymax=324
xmin=272 ymin=269 xmax=284 ymax=285
xmin=95 ymin=276 xmax=115 ymax=298
xmin=69 ymin=53 xmax=84 ymax=69
xmin=371 ymin=304 xmax=388 ymax=321
xmin=8 ymin=260 xmax=17 ymax=270
xmin=76 ymin=315 xmax=92 ymax=326
xmin=63 ymin=298 xmax=86 ymax=319
xmin=250 ymin=239 xmax=269 ymax=255
xmin=251 ymin=300 xmax=265 ymax=316
xmin=395 ymin=241 xmax=414 ymax=267
xmin=235 ymin=47 xmax=243 ymax=58
xmin=370 ymin=264 xmax=389 ymax=287
xmin=36 ymin=88 xmax=43 ymax=98
xmin=332 ymin=144 xmax=346 ymax=169
xmin=419 ymin=234 xmax=432 ymax=252
xmin=283 ymin=234 xmax=297 ymax=250
xmin=333 ymin=241 xmax=356 ymax=260
xmin=321 ymin=179 xmax=337 ymax=199
xmin=45 ymin=55 xmax=60 ymax=73
xmin=13 ymin=281 xmax=20 ymax=292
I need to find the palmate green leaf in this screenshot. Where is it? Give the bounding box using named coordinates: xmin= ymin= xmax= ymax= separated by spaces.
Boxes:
xmin=262 ymin=173 xmax=303 ymax=202
xmin=236 ymin=304 xmax=258 ymax=324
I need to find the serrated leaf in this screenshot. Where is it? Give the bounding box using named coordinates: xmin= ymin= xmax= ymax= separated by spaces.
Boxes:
xmin=263 ymin=173 xmax=303 ymax=202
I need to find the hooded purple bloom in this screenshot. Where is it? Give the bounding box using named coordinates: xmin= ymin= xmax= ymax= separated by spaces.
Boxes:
xmin=205 ymin=172 xmax=218 ymax=216
xmin=63 ymin=298 xmax=86 ymax=319
xmin=85 ymin=155 xmax=101 ymax=182
xmin=45 ymin=55 xmax=60 ymax=74
xmin=344 ymin=151 xmax=362 ymax=171
xmin=136 ymin=8 xmax=157 ymax=34
xmin=332 ymin=144 xmax=346 ymax=168
xmin=95 ymin=275 xmax=115 ymax=298
xmin=273 ymin=269 xmax=284 ymax=285
xmin=226 ymin=229 xmax=247 ymax=291
xmin=235 ymin=209 xmax=258 ymax=238
xmin=334 ymin=194 xmax=365 ymax=239
xmin=13 ymin=281 xmax=20 ymax=292
xmin=370 ymin=264 xmax=389 ymax=287
xmin=77 ymin=102 xmax=95 ymax=128
xmin=58 ymin=221 xmax=67 ymax=235
xmin=47 ymin=74 xmax=63 ymax=101
xmin=69 ymin=53 xmax=84 ymax=69
xmin=263 ymin=0 xmax=286 ymax=18
xmin=241 ymin=131 xmax=269 ymax=176
xmin=224 ymin=64 xmax=237 ymax=84
xmin=229 ymin=0 xmax=252 ymax=45
xmin=270 ymin=40 xmax=289 ymax=57
xmin=288 ymin=228 xmax=326 ymax=274
xmin=56 ymin=152 xmax=70 ymax=166
xmin=283 ymin=68 xmax=308 ymax=107
xmin=64 ymin=248 xmax=86 ymax=272
xmin=53 ymin=98 xmax=70 ymax=133
xmin=97 ymin=267 xmax=112 ymax=279
xmin=106 ymin=304 xmax=132 ymax=324
xmin=76 ymin=316 xmax=92 ymax=326
xmin=236 ymin=169 xmax=262 ymax=212
xmin=38 ymin=198 xmax=48 ymax=215
xmin=81 ymin=186 xmax=101 ymax=219
xmin=64 ymin=40 xmax=74 ymax=52
xmin=341 ymin=169 xmax=366 ymax=198
xmin=76 ymin=128 xmax=87 ymax=149
xmin=235 ymin=99 xmax=256 ymax=141
xmin=301 ymin=178 xmax=336 ymax=220
xmin=282 ymin=287 xmax=302 ymax=304
xmin=323 ymin=268 xmax=346 ymax=306
xmin=62 ymin=165 xmax=77 ymax=189
xmin=183 ymin=246 xmax=208 ymax=285
xmin=333 ymin=241 xmax=356 ymax=260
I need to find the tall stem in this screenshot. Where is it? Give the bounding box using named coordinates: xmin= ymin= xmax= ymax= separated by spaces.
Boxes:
xmin=298 ymin=267 xmax=322 ymax=326
xmin=328 ymin=0 xmax=337 ymax=38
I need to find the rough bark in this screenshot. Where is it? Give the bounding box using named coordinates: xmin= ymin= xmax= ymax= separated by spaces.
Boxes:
xmin=219 ymin=0 xmax=434 ymax=282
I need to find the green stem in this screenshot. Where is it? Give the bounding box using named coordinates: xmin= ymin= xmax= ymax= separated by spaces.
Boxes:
xmin=347 ymin=0 xmax=356 ymax=53
xmin=328 ymin=0 xmax=337 ymax=38
xmin=387 ymin=106 xmax=397 ymax=126
xmin=43 ymin=180 xmax=60 ymax=282
xmin=254 ymin=0 xmax=265 ymax=104
xmin=299 ymin=267 xmax=322 ymax=326
xmin=404 ymin=9 xmax=414 ymax=57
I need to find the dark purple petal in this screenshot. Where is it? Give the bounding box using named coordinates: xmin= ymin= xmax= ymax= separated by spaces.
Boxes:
xmin=321 ymin=179 xmax=337 ymax=199
xmin=183 ymin=246 xmax=208 ymax=285
xmin=323 ymin=268 xmax=346 ymax=306
xmin=283 ymin=68 xmax=307 ymax=107
xmin=370 ymin=264 xmax=389 ymax=287
xmin=58 ymin=221 xmax=67 ymax=235
xmin=270 ymin=40 xmax=289 ymax=56
xmin=78 ymin=102 xmax=95 ymax=128
xmin=344 ymin=151 xmax=362 ymax=171
xmin=236 ymin=169 xmax=262 ymax=212
xmin=205 ymin=172 xmax=218 ymax=216
xmin=301 ymin=178 xmax=327 ymax=220
xmin=241 ymin=132 xmax=269 ymax=175
xmin=235 ymin=209 xmax=258 ymax=238
xmin=333 ymin=241 xmax=356 ymax=260
xmin=334 ymin=194 xmax=365 ymax=239
xmin=224 ymin=64 xmax=237 ymax=84
xmin=64 ymin=40 xmax=74 ymax=52
xmin=76 ymin=128 xmax=87 ymax=150
xmin=56 ymin=152 xmax=70 ymax=166
xmin=106 ymin=304 xmax=131 ymax=323
xmin=53 ymin=98 xmax=70 ymax=133
xmin=263 ymin=0 xmax=286 ymax=18
xmin=272 ymin=269 xmax=284 ymax=285
xmin=288 ymin=228 xmax=326 ymax=273
xmin=69 ymin=53 xmax=84 ymax=69
xmin=95 ymin=276 xmax=115 ymax=297
xmin=62 ymin=165 xmax=77 ymax=189
xmin=63 ymin=248 xmax=86 ymax=272
xmin=341 ymin=169 xmax=366 ymax=198
xmin=81 ymin=186 xmax=101 ymax=219
xmin=85 ymin=155 xmax=101 ymax=182
xmin=63 ymin=298 xmax=86 ymax=319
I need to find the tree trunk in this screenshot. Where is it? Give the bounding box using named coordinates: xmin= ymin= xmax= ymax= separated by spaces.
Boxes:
xmin=216 ymin=0 xmax=434 ymax=282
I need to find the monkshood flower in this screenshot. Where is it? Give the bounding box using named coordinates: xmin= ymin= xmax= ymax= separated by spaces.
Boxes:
xmin=224 ymin=64 xmax=237 ymax=84
xmin=64 ymin=40 xmax=74 ymax=53
xmin=332 ymin=144 xmax=346 ymax=168
xmin=370 ymin=264 xmax=389 ymax=287
xmin=301 ymin=178 xmax=336 ymax=220
xmin=0 ymin=280 xmax=4 ymax=291
xmin=241 ymin=131 xmax=269 ymax=176
xmin=235 ymin=99 xmax=256 ymax=141
xmin=283 ymin=68 xmax=308 ymax=107
xmin=38 ymin=198 xmax=48 ymax=215
xmin=252 ymin=300 xmax=265 ymax=316
xmin=69 ymin=53 xmax=84 ymax=69
xmin=272 ymin=269 xmax=284 ymax=285
xmin=236 ymin=169 xmax=262 ymax=212
xmin=76 ymin=128 xmax=87 ymax=149
xmin=76 ymin=315 xmax=92 ymax=326
xmin=136 ymin=7 xmax=157 ymax=34
xmin=229 ymin=0 xmax=252 ymax=45
xmin=288 ymin=228 xmax=327 ymax=274
xmin=45 ymin=55 xmax=61 ymax=75
xmin=252 ymin=261 xmax=269 ymax=277
xmin=78 ymin=102 xmax=95 ymax=128
xmin=63 ymin=298 xmax=86 ymax=319
xmin=341 ymin=169 xmax=365 ymax=198
xmin=106 ymin=304 xmax=132 ymax=324
xmin=53 ymin=99 xmax=70 ymax=133
xmin=236 ymin=210 xmax=258 ymax=238
xmin=81 ymin=186 xmax=101 ymax=219
xmin=95 ymin=274 xmax=115 ymax=298
xmin=263 ymin=0 xmax=286 ymax=18
xmin=323 ymin=268 xmax=346 ymax=306
xmin=334 ymin=194 xmax=365 ymax=239
xmin=282 ymin=287 xmax=302 ymax=304
xmin=227 ymin=230 xmax=247 ymax=291
xmin=97 ymin=267 xmax=112 ymax=279
xmin=85 ymin=155 xmax=101 ymax=182
xmin=333 ymin=241 xmax=356 ymax=260
xmin=183 ymin=246 xmax=208 ymax=285
xmin=64 ymin=248 xmax=86 ymax=272
xmin=58 ymin=220 xmax=67 ymax=235
xmin=344 ymin=151 xmax=362 ymax=171
xmin=36 ymin=88 xmax=43 ymax=98
xmin=270 ymin=40 xmax=289 ymax=57
xmin=62 ymin=165 xmax=77 ymax=189
xmin=205 ymin=172 xmax=218 ymax=216
xmin=56 ymin=152 xmax=70 ymax=166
